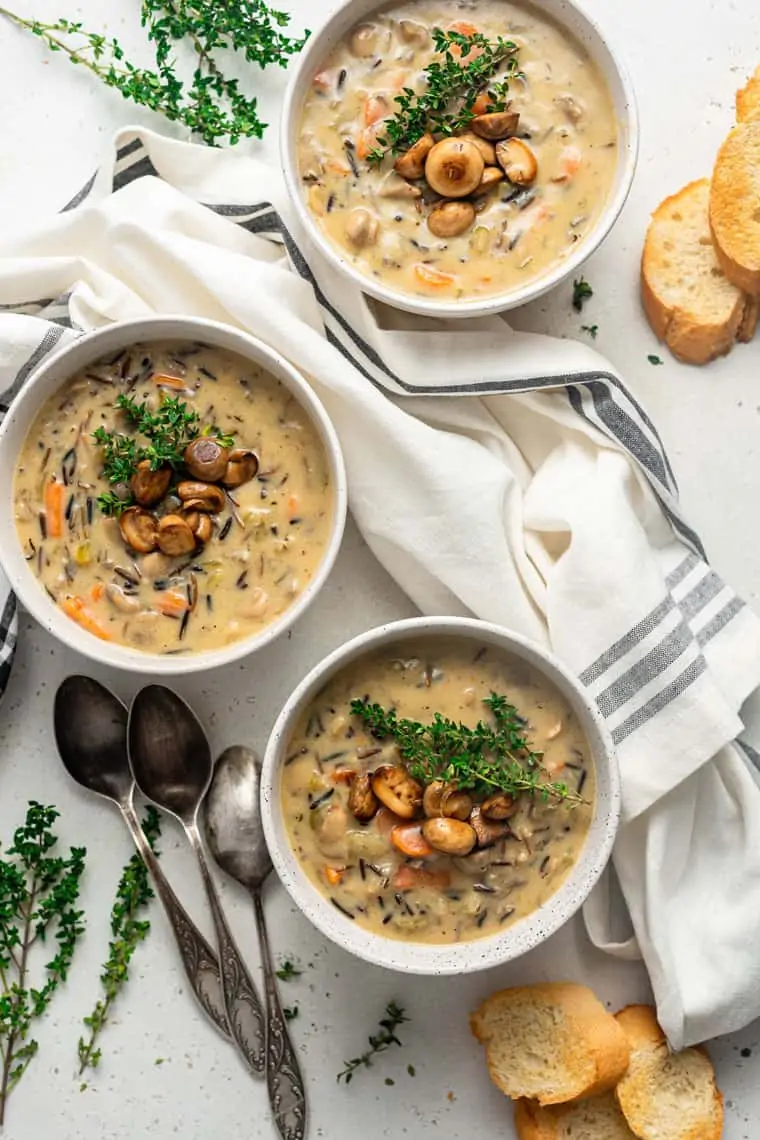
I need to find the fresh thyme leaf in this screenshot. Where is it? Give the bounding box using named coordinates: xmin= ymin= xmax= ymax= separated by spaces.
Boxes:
xmin=96 ymin=491 xmax=134 ymax=518
xmin=0 ymin=2 xmax=309 ymax=147
xmin=283 ymin=1005 xmax=299 ymax=1021
xmin=350 ymin=693 xmax=580 ymax=804
xmin=647 ymin=354 xmax=664 ymax=365
xmin=368 ymin=29 xmax=520 ymax=163
xmin=276 ymin=959 xmax=302 ymax=982
xmin=0 ymin=803 xmax=87 ymax=1127
xmin=77 ymin=808 xmax=161 ymax=1076
xmin=572 ymin=277 xmax=593 ymax=312
xmin=337 ymin=1001 xmax=409 ymax=1084
xmin=581 ymin=324 xmax=598 ymax=339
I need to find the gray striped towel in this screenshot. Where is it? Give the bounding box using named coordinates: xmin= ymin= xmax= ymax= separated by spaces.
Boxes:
xmin=2 ymin=127 xmax=760 ymax=1049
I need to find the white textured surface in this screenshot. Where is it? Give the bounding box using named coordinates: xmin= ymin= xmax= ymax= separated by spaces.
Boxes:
xmin=0 ymin=0 xmax=759 ymax=1136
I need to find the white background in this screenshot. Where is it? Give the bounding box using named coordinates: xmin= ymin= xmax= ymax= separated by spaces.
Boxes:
xmin=1 ymin=0 xmax=760 ymax=1137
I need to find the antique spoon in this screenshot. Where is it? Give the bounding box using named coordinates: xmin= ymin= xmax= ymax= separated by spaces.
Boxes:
xmin=128 ymin=685 xmax=266 ymax=1075
xmin=52 ymin=675 xmax=230 ymax=1040
xmin=204 ymin=746 xmax=307 ymax=1140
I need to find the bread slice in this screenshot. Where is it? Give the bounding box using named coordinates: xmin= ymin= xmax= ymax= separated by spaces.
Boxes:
xmin=709 ymin=122 xmax=760 ymax=296
xmin=514 ymin=1092 xmax=636 ymax=1140
xmin=470 ymin=983 xmax=630 ymax=1106
xmin=615 ymin=1005 xmax=723 ymax=1140
xmin=641 ymin=179 xmax=755 ymax=363
xmin=737 ymin=66 xmax=760 ymax=124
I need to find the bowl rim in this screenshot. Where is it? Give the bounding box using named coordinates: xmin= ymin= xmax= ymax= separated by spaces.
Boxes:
xmin=280 ymin=0 xmax=640 ymax=318
xmin=0 ymin=315 xmax=348 ymax=676
xmin=261 ymin=615 xmax=620 ymax=975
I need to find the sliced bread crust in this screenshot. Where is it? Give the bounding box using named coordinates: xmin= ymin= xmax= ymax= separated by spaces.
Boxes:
xmin=514 ymin=1092 xmax=636 ymax=1140
xmin=641 ymin=179 xmax=753 ymax=363
xmin=470 ymin=982 xmax=630 ymax=1107
xmin=710 ymin=122 xmax=760 ymax=297
xmin=615 ymin=1005 xmax=723 ymax=1140
xmin=736 ymin=66 xmax=760 ymax=124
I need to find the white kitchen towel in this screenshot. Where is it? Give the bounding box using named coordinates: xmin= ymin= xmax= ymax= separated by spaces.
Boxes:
xmin=2 ymin=126 xmax=760 ymax=1048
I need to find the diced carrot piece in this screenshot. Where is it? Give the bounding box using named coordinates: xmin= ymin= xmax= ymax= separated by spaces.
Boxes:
xmin=356 ymin=126 xmax=382 ymax=160
xmin=391 ymin=823 xmax=434 ymax=858
xmin=155 ymin=590 xmax=190 ymax=618
xmin=472 ymin=92 xmax=494 ymax=115
xmin=287 ymin=494 xmax=301 ymax=515
xmin=89 ymin=582 xmax=105 ymax=603
xmin=375 ymin=807 xmax=408 ymax=836
xmin=393 ymin=864 xmax=451 ymax=891
xmin=447 ymin=19 xmax=478 ymax=35
xmin=313 ymin=69 xmax=335 ymax=92
xmin=325 ymin=160 xmax=351 ymax=176
xmin=153 ymin=373 xmax=188 ymax=390
xmin=414 ymin=263 xmax=456 ymax=289
xmin=364 ymin=95 xmax=388 ymax=127
xmin=331 ymin=768 xmax=357 ymax=785
xmin=324 ymin=865 xmax=345 ymax=885
xmin=554 ymin=145 xmax=582 ymax=182
xmin=60 ymin=596 xmax=113 ymax=641
xmin=44 ymin=478 xmax=65 ymax=539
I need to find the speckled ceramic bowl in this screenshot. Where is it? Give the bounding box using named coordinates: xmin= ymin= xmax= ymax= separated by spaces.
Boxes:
xmin=261 ymin=616 xmax=620 ymax=975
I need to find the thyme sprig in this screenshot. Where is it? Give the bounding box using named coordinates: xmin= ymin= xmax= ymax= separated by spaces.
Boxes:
xmin=0 ymin=803 xmax=87 ymax=1126
xmin=350 ymin=692 xmax=581 ymax=804
xmin=337 ymin=1001 xmax=409 ymax=1084
xmin=77 ymin=808 xmax=162 ymax=1075
xmin=367 ymin=29 xmax=520 ymax=163
xmin=0 ymin=0 xmax=308 ymax=147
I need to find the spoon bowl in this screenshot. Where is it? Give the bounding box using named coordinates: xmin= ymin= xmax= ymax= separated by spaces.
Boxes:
xmin=54 ymin=675 xmax=132 ymax=804
xmin=204 ymin=746 xmax=272 ymax=892
xmin=128 ymin=685 xmax=213 ymax=821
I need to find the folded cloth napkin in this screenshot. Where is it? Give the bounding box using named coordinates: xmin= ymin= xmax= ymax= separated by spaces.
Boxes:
xmin=2 ymin=126 xmax=760 ymax=1048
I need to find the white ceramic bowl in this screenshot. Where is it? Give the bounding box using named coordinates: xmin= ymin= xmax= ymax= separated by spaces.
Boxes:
xmin=0 ymin=316 xmax=347 ymax=675
xmin=262 ymin=616 xmax=620 ymax=974
xmin=281 ymin=0 xmax=639 ymax=319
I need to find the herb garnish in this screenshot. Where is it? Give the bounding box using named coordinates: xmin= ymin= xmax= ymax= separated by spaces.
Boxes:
xmin=647 ymin=354 xmax=664 ymax=365
xmin=572 ymin=277 xmax=593 ymax=312
xmin=367 ymin=29 xmax=520 ymax=163
xmin=92 ymin=393 xmax=233 ymax=517
xmin=581 ymin=324 xmax=598 ymax=339
xmin=350 ymin=693 xmax=581 ymax=804
xmin=337 ymin=1001 xmax=409 ymax=1084
xmin=0 ymin=1 xmax=308 ymax=147
xmin=283 ymin=1005 xmax=299 ymax=1021
xmin=0 ymin=803 xmax=87 ymax=1126
xmin=276 ymin=959 xmax=302 ymax=982
xmin=77 ymin=808 xmax=162 ymax=1075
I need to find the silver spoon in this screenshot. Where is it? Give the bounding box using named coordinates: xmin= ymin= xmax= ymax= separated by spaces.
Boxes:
xmin=128 ymin=685 xmax=266 ymax=1075
xmin=53 ymin=675 xmax=230 ymax=1040
xmin=204 ymin=746 xmax=307 ymax=1140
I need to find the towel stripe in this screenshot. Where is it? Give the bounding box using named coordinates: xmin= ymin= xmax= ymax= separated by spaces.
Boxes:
xmin=611 ymin=656 xmax=708 ymax=745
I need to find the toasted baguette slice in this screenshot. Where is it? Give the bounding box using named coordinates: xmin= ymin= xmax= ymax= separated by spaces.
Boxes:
xmin=737 ymin=66 xmax=760 ymax=124
xmin=470 ymin=983 xmax=630 ymax=1106
xmin=641 ymin=179 xmax=755 ymax=363
xmin=710 ymin=122 xmax=760 ymax=296
xmin=615 ymin=1005 xmax=723 ymax=1140
xmin=514 ymin=1093 xmax=636 ymax=1140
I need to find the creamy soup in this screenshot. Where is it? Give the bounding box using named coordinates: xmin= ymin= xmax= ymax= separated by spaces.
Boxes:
xmin=298 ymin=0 xmax=618 ymax=303
xmin=282 ymin=639 xmax=594 ymax=944
xmin=13 ymin=341 xmax=334 ymax=654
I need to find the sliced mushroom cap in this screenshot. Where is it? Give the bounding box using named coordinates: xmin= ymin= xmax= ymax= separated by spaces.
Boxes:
xmin=470 ymin=805 xmax=512 ymax=848
xmin=459 ymin=132 xmax=496 ymax=165
xmin=397 ymin=18 xmax=429 ymax=43
xmin=378 ymin=174 xmax=423 ymax=200
xmin=422 ymin=781 xmax=473 ymax=820
xmin=184 ymin=511 xmax=213 ymax=544
xmin=119 ymin=507 xmax=158 ymax=554
xmin=425 ymin=138 xmax=484 ymax=198
xmin=177 ymin=481 xmax=226 ymax=513
xmin=394 ymin=133 xmax=435 ymax=181
xmin=184 ymin=438 xmax=229 ymax=482
xmin=421 ymin=817 xmax=477 ymax=856
xmin=427 ymin=199 xmax=476 ymax=239
xmin=156 ymin=514 xmax=197 ymax=557
xmin=481 ymin=792 xmax=519 ymax=820
xmin=348 ymin=773 xmax=379 ymax=821
xmin=370 ymin=765 xmax=422 ymax=819
xmin=471 ymin=110 xmax=521 ymax=140
xmin=496 ymin=138 xmax=538 ymax=185
xmin=349 ymin=22 xmax=390 ymax=57
xmin=345 ymin=209 xmax=380 ymax=249
xmin=221 ymin=449 xmax=259 ymax=489
xmin=472 ymin=167 xmax=505 ymax=196
xmin=129 ymin=461 xmax=172 ymax=508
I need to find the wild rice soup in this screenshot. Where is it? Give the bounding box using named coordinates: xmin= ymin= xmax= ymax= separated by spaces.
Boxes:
xmin=282 ymin=639 xmax=594 ymax=944
xmin=298 ymin=0 xmax=618 ymax=302
xmin=13 ymin=341 xmax=333 ymax=654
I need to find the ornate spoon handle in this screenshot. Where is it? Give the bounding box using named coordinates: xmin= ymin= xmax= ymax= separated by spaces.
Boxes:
xmin=189 ymin=827 xmax=267 ymax=1075
xmin=121 ymin=800 xmax=231 ymax=1039
xmin=253 ymin=889 xmax=307 ymax=1140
